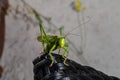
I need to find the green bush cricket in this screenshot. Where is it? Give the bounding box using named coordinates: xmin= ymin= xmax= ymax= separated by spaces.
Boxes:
xmin=32 ymin=9 xmax=69 ymax=67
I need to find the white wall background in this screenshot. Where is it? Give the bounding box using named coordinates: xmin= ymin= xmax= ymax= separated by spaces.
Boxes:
xmin=1 ymin=0 xmax=120 ymax=80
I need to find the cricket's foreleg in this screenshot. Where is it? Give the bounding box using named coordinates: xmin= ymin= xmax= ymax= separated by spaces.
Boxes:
xmin=63 ymin=52 xmax=69 ymax=66
xmin=62 ymin=48 xmax=69 ymax=66
xmin=48 ymin=44 xmax=56 ymax=67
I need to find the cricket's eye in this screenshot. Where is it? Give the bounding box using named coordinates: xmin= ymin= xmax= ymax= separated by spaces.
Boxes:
xmin=59 ymin=37 xmax=65 ymax=48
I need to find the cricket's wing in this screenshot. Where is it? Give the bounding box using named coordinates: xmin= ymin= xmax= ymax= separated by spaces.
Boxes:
xmin=37 ymin=35 xmax=58 ymax=43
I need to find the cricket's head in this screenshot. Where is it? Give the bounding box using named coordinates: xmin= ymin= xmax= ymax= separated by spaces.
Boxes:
xmin=59 ymin=37 xmax=65 ymax=48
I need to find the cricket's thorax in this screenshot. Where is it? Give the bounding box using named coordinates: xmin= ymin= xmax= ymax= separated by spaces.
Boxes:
xmin=58 ymin=37 xmax=65 ymax=48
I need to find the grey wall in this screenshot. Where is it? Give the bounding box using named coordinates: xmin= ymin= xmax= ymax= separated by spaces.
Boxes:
xmin=1 ymin=0 xmax=120 ymax=80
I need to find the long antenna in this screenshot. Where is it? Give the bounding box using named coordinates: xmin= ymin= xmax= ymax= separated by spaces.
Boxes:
xmin=59 ymin=26 xmax=64 ymax=36
xmin=65 ymin=16 xmax=90 ymax=37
